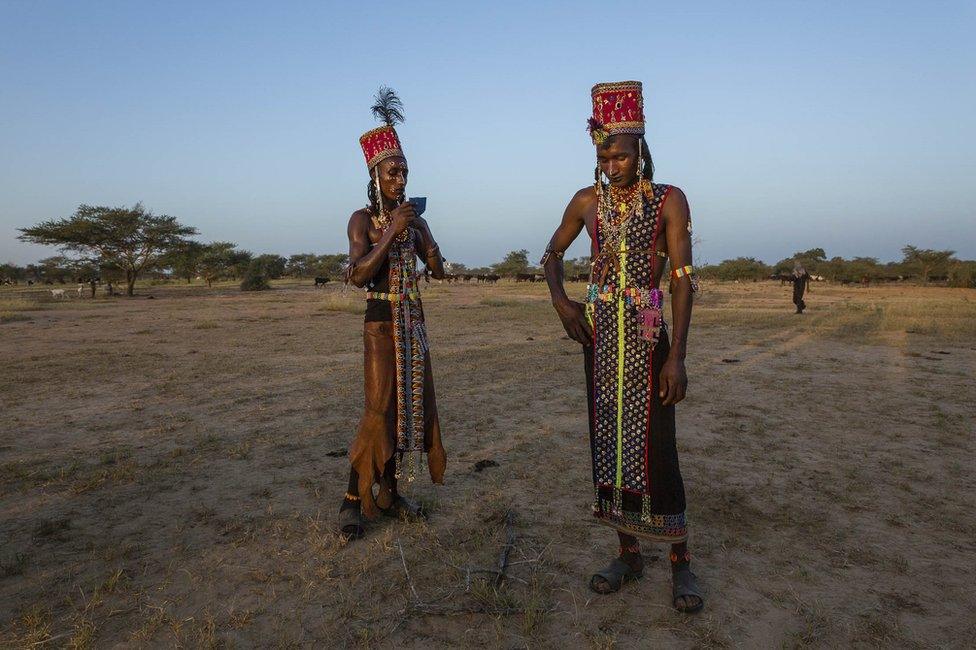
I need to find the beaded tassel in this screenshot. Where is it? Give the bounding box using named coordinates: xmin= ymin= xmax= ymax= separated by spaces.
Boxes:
xmin=612 ymin=488 xmax=623 ymax=517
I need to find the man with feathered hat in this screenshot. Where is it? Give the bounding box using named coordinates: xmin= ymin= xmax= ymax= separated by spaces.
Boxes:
xmin=540 ymin=81 xmax=703 ymax=612
xmin=338 ymin=87 xmax=447 ymax=539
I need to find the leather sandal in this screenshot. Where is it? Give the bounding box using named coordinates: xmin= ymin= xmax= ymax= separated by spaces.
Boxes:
xmin=672 ymin=565 xmax=704 ymax=613
xmin=381 ymin=496 xmax=427 ymax=521
xmin=338 ymin=506 xmax=365 ymax=540
xmin=589 ymin=557 xmax=643 ymax=594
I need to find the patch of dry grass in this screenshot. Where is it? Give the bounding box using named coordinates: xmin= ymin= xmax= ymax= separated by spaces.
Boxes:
xmin=693 ymin=283 xmax=976 ymax=342
xmin=318 ymin=291 xmax=363 ymax=314
xmin=0 ymin=296 xmax=42 ymax=323
xmin=0 ymin=296 xmax=42 ymax=311
xmin=480 ymin=297 xmax=521 ymax=307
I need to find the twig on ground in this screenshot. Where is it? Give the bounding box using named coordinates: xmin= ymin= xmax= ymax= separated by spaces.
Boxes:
xmin=28 ymin=633 xmax=71 ymax=647
xmin=395 ymin=537 xmax=420 ymax=602
xmin=495 ymin=509 xmax=517 ymax=587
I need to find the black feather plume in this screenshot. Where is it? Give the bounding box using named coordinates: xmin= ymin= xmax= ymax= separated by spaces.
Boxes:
xmin=370 ymin=86 xmax=405 ymax=127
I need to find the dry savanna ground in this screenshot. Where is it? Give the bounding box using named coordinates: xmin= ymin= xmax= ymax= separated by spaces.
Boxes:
xmin=1 ymin=279 xmax=974 ymax=648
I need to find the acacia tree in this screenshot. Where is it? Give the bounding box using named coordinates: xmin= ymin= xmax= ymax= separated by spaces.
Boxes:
xmin=901 ymin=245 xmax=956 ymax=281
xmin=160 ymin=240 xmax=208 ymax=284
xmin=198 ymin=242 xmax=251 ymax=287
xmin=286 ymin=253 xmax=319 ymax=278
xmin=251 ymin=254 xmax=287 ymax=279
xmin=315 ymin=254 xmax=348 ymax=278
xmin=775 ymin=247 xmax=827 ymax=275
xmin=492 ymin=249 xmax=532 ymax=276
xmin=18 ymin=203 xmax=197 ymax=296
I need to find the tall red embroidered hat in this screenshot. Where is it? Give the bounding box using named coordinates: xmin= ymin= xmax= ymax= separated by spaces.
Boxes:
xmin=360 ymin=86 xmax=406 ymax=169
xmin=587 ymin=81 xmax=645 ymax=145
xmin=359 ymin=125 xmax=404 ymax=169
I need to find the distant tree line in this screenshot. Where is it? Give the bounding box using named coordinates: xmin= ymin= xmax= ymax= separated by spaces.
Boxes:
xmin=7 ymin=204 xmax=974 ymax=291
xmin=447 ymin=249 xmax=591 ymax=280
xmin=697 ymin=246 xmax=974 ymax=287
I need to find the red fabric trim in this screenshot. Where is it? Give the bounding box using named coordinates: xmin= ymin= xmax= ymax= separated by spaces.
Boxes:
xmin=644 ymin=184 xmax=671 ymax=494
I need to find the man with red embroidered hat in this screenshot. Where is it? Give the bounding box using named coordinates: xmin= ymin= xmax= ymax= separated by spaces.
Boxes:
xmin=541 ymin=81 xmax=703 ymax=612
xmin=338 ymin=87 xmax=447 ymax=539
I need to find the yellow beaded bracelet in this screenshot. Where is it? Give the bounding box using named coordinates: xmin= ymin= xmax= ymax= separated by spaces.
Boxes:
xmin=671 ymin=264 xmax=694 ymax=279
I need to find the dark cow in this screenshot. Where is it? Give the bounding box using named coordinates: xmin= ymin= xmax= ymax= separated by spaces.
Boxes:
xmin=515 ymin=273 xmax=533 ymax=283
xmin=314 ymin=276 xmax=330 ymax=287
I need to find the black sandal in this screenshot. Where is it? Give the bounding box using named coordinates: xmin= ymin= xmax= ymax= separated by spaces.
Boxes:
xmin=382 ymin=496 xmax=427 ymax=521
xmin=589 ymin=557 xmax=643 ymax=594
xmin=375 ymin=475 xmax=395 ymax=511
xmin=672 ymin=565 xmax=704 ymax=613
xmin=338 ymin=506 xmax=365 ymax=540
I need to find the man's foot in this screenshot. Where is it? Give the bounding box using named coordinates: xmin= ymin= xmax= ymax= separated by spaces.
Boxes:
xmin=338 ymin=499 xmax=365 ymax=540
xmin=375 ymin=475 xmax=395 ymax=510
xmin=589 ymin=554 xmax=644 ymax=595
xmin=381 ymin=495 xmax=427 ymax=521
xmin=671 ymin=563 xmax=704 ymax=613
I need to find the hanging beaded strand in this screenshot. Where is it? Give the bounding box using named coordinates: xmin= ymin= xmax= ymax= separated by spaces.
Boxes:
xmin=373 ymin=166 xmax=386 ymax=228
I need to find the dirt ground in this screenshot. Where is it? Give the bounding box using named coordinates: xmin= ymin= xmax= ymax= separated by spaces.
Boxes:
xmin=1 ymin=279 xmax=974 ymax=648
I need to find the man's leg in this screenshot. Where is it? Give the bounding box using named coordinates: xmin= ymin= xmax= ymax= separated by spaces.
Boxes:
xmin=341 ymin=468 xmax=361 ymax=511
xmin=670 ymin=541 xmax=704 ymax=612
xmin=590 ymin=531 xmax=645 ymax=594
xmin=618 ymin=532 xmax=644 ymax=572
xmin=338 ymin=468 xmax=365 ymax=539
xmin=380 ymin=455 xmax=427 ymax=519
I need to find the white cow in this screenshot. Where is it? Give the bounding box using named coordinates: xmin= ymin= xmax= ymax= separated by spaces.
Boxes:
xmin=50 ymin=289 xmax=66 ymax=299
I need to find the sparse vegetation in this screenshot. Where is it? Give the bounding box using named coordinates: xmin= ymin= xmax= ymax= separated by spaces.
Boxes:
xmin=0 ymin=279 xmax=973 ymax=646
xmin=319 ymin=291 xmax=362 ymax=313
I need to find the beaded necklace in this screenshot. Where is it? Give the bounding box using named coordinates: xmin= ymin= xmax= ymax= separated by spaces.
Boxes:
xmin=598 ymin=179 xmax=652 ymax=253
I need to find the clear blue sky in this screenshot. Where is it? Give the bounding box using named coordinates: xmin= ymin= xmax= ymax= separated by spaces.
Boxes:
xmin=2 ymin=0 xmax=974 ymax=267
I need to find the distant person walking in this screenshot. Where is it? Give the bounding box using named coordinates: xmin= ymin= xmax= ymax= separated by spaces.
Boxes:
xmin=338 ymin=88 xmax=446 ymax=540
xmin=791 ymin=263 xmax=811 ymax=314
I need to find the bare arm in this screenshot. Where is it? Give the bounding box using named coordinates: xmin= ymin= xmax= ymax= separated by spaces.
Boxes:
xmin=543 ymin=187 xmax=594 ymax=344
xmin=414 ymin=217 xmax=445 ymax=280
xmin=659 ymin=187 xmax=693 ymax=405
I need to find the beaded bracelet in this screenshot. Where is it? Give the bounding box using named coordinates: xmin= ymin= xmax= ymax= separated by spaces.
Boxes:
xmin=671 ymin=265 xmax=694 ymax=279
xmin=539 ymin=249 xmax=564 ymax=266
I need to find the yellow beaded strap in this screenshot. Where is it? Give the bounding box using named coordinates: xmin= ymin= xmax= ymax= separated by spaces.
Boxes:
xmin=366 ymin=291 xmax=419 ymax=302
xmin=670 ymin=265 xmax=694 ymax=279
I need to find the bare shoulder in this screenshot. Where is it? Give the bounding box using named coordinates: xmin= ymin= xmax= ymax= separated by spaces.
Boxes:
xmin=566 ymin=185 xmax=597 ymax=217
xmin=661 ymin=184 xmax=690 ymax=220
xmin=348 ymin=208 xmax=371 ymax=230
xmin=572 ymin=185 xmax=597 ymax=205
xmin=662 ymin=184 xmax=688 ymax=207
